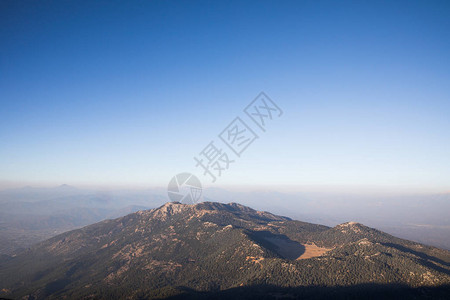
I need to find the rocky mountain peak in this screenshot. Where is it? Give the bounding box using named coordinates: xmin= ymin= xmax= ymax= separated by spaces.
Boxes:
xmin=2 ymin=202 xmax=448 ymax=299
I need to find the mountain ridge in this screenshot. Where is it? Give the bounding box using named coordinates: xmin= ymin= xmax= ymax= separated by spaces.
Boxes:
xmin=0 ymin=201 xmax=449 ymax=299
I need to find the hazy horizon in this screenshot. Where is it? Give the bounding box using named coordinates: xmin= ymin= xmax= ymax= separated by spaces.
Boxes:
xmin=1 ymin=181 xmax=450 ymax=195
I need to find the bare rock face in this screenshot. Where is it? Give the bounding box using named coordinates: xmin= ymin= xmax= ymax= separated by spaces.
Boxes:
xmin=150 ymin=202 xmax=187 ymax=220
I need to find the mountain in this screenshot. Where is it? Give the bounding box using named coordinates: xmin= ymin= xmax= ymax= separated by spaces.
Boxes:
xmin=201 ymin=188 xmax=450 ymax=250
xmin=0 ymin=202 xmax=449 ymax=299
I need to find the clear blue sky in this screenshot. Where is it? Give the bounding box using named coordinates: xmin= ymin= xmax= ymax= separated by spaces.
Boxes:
xmin=1 ymin=0 xmax=449 ymax=191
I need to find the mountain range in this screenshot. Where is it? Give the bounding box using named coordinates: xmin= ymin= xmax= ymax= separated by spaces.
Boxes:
xmin=0 ymin=202 xmax=449 ymax=299
xmin=0 ymin=185 xmax=165 ymax=254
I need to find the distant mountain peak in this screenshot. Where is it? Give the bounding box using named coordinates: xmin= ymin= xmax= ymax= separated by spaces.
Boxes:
xmin=334 ymin=221 xmax=369 ymax=232
xmin=337 ymin=221 xmax=363 ymax=227
xmin=56 ymin=184 xmax=76 ymax=189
